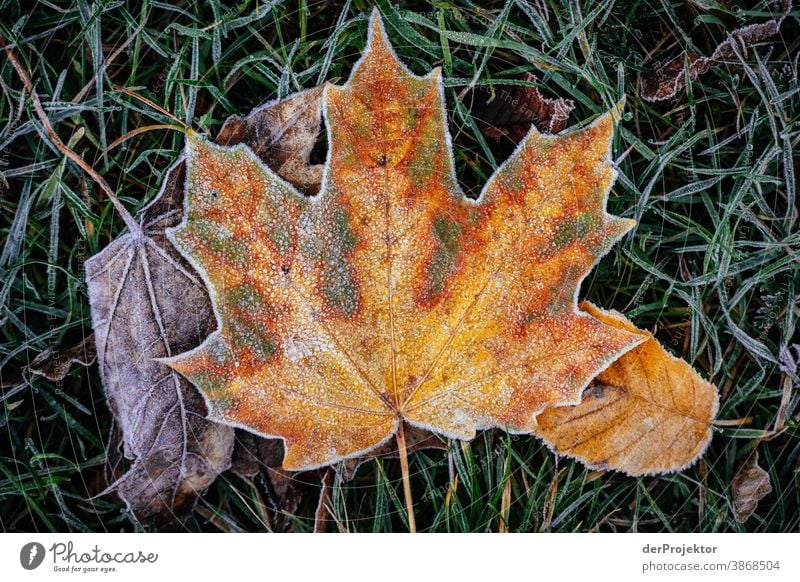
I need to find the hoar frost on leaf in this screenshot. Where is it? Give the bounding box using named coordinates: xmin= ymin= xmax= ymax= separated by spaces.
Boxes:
xmin=535 ymin=302 xmax=719 ymax=476
xmin=163 ymin=10 xmax=648 ymax=471
xmin=86 ymin=163 xmax=235 ymax=523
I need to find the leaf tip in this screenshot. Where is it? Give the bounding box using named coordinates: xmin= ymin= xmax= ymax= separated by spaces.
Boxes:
xmin=367 ymin=6 xmax=383 ymax=27
xmin=593 ymin=97 xmax=626 ymax=135
xmin=184 ymin=130 xmax=210 ymax=157
xmin=366 ymin=7 xmax=389 ymax=51
xmin=607 ymin=216 xmax=637 ymax=240
xmin=152 ymin=354 xmax=180 ymax=371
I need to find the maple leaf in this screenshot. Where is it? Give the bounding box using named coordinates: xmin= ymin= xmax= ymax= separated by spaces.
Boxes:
xmin=164 ymin=11 xmax=644 ymax=471
xmin=534 ymin=302 xmax=719 ymax=476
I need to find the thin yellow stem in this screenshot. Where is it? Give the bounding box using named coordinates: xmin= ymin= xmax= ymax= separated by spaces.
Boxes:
xmin=114 ymin=85 xmax=188 ymax=129
xmin=499 ymin=457 xmax=511 ymax=533
xmin=104 ymin=124 xmax=187 ymax=155
xmin=395 ymin=422 xmax=417 ymax=533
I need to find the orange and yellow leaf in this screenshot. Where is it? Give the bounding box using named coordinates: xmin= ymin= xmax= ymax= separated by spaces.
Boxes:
xmin=164 ymin=11 xmax=645 ymax=470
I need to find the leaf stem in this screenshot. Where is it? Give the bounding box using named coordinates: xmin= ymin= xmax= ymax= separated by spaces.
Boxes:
xmin=395 ymin=422 xmax=417 ymax=533
xmin=113 ymin=85 xmax=189 ymax=130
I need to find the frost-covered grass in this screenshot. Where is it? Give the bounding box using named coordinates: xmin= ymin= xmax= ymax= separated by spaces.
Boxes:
xmin=1 ymin=0 xmax=798 ymax=532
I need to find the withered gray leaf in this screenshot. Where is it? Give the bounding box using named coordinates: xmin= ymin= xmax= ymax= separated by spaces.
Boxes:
xmin=26 ymin=334 xmax=96 ymax=382
xmin=86 ymin=163 xmax=235 ymax=524
xmin=87 ymin=86 xmax=324 ymax=524
xmin=732 ymin=450 xmax=772 ymax=523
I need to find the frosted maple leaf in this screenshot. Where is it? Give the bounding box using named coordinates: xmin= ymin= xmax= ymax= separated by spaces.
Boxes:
xmin=163 ymin=11 xmax=643 ymax=470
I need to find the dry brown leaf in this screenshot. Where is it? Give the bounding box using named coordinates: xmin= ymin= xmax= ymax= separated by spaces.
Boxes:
xmin=640 ymin=0 xmax=791 ymax=101
xmin=471 ymin=72 xmax=575 ymax=141
xmin=216 ymin=87 xmax=324 ymax=193
xmin=732 ymin=450 xmax=772 ymax=523
xmin=25 ymin=335 xmax=96 ymax=382
xmin=534 ymin=302 xmax=719 ymax=476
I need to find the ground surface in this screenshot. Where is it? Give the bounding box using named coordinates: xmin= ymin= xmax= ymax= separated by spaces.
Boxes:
xmin=0 ymin=0 xmax=798 ymax=532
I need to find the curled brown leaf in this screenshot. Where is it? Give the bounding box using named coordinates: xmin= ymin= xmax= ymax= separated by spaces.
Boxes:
xmin=732 ymin=450 xmax=772 ymax=523
xmin=470 ymin=72 xmax=575 ymax=141
xmin=640 ymin=0 xmax=791 ymax=101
